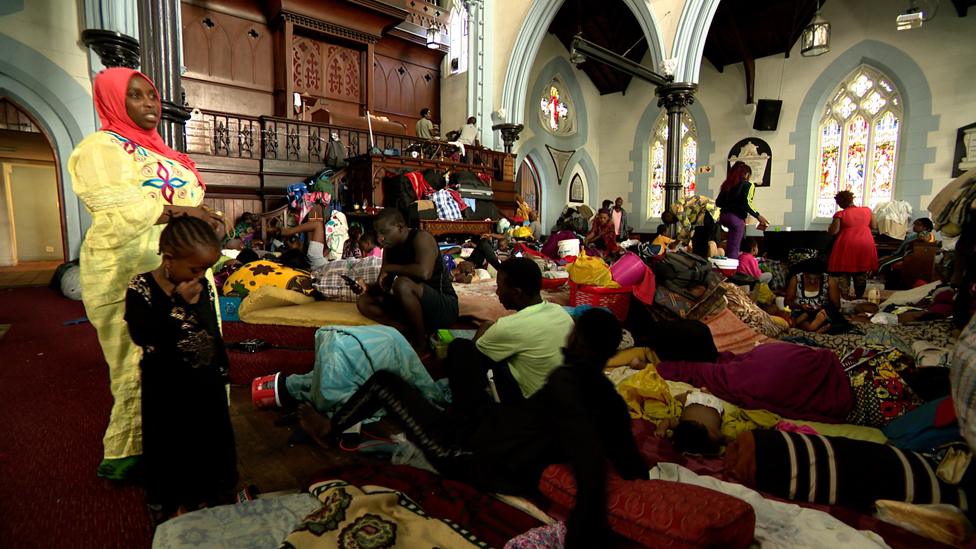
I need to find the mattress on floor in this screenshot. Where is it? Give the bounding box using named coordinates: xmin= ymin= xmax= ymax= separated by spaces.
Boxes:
xmin=237 ymin=286 xmax=376 ymax=328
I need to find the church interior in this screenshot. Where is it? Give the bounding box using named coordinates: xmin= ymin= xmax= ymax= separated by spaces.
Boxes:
xmin=3 ymin=0 xmax=976 ymax=546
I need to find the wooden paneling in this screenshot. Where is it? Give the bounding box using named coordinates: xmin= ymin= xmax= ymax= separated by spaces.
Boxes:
xmin=373 ymin=51 xmax=439 ymax=125
xmin=181 ymin=2 xmax=273 ymax=114
xmin=202 ymin=194 xmax=265 ymax=221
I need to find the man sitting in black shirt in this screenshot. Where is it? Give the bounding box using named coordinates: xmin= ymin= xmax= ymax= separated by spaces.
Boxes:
xmin=299 ymin=308 xmax=647 ymax=547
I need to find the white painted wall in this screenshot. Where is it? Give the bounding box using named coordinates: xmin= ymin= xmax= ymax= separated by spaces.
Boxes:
xmin=519 ymin=34 xmax=604 ymax=230
xmin=594 ymin=0 xmax=976 ymax=229
xmin=0 ymin=0 xmax=93 ymax=95
xmin=440 ymin=69 xmax=469 ymax=137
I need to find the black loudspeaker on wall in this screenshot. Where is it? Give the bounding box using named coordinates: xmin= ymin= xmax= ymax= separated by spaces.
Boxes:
xmin=753 ymin=99 xmax=782 ymax=131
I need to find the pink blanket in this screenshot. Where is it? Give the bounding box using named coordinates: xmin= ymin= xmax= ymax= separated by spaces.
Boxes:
xmin=655 ymin=343 xmax=855 ymax=423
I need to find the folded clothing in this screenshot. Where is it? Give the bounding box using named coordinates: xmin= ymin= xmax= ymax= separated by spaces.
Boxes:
xmin=726 ymin=430 xmax=973 ymax=516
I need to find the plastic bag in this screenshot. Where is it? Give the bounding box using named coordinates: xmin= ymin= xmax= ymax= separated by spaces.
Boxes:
xmin=566 ymin=253 xmax=617 ymax=287
xmin=875 ymin=500 xmax=973 ymax=547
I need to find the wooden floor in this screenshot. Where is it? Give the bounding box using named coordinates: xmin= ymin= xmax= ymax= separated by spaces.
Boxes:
xmin=0 ymin=260 xmax=60 ymax=288
xmin=228 ymin=386 xmax=375 ymax=496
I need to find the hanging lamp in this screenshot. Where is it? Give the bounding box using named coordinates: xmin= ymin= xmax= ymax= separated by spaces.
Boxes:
xmin=800 ymin=1 xmax=831 ymax=57
xmin=426 ymin=25 xmax=440 ymax=49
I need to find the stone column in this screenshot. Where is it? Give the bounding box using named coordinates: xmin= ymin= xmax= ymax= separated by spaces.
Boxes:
xmin=82 ymin=0 xmax=141 ymax=70
xmin=138 ymin=0 xmax=189 ymax=150
xmin=655 ymin=82 xmax=697 ymax=218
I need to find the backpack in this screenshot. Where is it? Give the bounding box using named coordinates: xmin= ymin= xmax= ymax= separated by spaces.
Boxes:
xmin=651 ymin=250 xmax=720 ymax=298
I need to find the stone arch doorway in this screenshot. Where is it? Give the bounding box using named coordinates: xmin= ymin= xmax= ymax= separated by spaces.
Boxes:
xmin=0 ymin=97 xmax=66 ymax=274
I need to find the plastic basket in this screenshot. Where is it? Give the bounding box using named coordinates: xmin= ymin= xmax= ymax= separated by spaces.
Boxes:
xmin=568 ymin=281 xmax=633 ymax=322
xmin=541 ymin=277 xmax=569 ymax=290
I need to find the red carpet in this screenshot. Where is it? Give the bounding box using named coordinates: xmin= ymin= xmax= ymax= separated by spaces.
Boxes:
xmin=0 ymin=287 xmax=152 ymax=548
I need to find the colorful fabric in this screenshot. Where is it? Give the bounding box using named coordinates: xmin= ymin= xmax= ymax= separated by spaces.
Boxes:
xmin=669 ymin=195 xmax=720 ymax=245
xmin=656 ymin=343 xmax=854 ymax=423
xmin=844 ymin=346 xmax=923 ymax=427
xmin=405 ymin=171 xmax=434 ymax=201
xmin=505 ymin=522 xmax=566 ymax=549
xmin=828 ymin=206 xmax=879 ymax=273
xmin=69 ymin=127 xmax=206 ymax=462
xmin=324 ymin=211 xmax=348 ymax=261
xmin=431 ymin=189 xmax=463 ymax=221
xmin=282 ymin=480 xmax=488 ymax=548
xmin=721 ymin=282 xmax=787 ymax=338
xmin=91 ymin=67 xmax=205 ymax=185
xmin=222 ymin=259 xmax=314 ymax=298
xmin=309 ymin=463 xmax=544 ymax=548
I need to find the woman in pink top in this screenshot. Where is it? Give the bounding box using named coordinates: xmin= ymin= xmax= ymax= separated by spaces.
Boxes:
xmin=827 ymin=190 xmax=878 ymax=298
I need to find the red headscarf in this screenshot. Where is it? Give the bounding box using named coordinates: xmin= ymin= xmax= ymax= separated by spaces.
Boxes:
xmin=94 ymin=67 xmax=205 ymax=189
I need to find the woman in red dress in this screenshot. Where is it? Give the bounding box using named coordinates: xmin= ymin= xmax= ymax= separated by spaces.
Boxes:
xmin=827 ymin=190 xmax=878 ymax=298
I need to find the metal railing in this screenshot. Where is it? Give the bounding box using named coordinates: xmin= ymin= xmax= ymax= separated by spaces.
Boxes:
xmin=186 ymin=109 xmax=508 ymax=176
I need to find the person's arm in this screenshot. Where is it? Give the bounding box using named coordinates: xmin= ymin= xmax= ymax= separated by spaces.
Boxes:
xmin=742 ymin=183 xmax=768 ymax=226
xmin=473 ymin=320 xmax=495 ymax=341
xmin=382 ymin=230 xmax=439 ymax=281
xmin=124 ymin=279 xmax=162 ymax=350
xmin=827 ymin=210 xmax=842 ymax=236
xmin=785 ymin=275 xmax=798 ymax=308
xmin=828 ymin=276 xmax=842 ymax=309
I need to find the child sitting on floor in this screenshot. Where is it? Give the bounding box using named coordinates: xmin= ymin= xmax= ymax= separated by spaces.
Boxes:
xmin=124 ymin=215 xmax=238 ymax=524
xmin=650 ymin=224 xmax=673 ymax=255
xmin=785 ymin=259 xmax=843 ymax=333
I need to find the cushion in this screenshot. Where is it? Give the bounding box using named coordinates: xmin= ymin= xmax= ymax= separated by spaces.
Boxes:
xmin=237 ymin=286 xmax=375 ymax=328
xmin=223 ymin=259 xmax=314 ymax=297
xmin=539 ymin=464 xmax=755 ymax=548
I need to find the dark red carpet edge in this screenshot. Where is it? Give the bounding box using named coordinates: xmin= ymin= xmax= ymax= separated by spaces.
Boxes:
xmin=0 ymin=287 xmax=153 ymax=549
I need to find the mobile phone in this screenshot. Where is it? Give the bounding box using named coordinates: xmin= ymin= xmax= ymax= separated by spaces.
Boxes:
xmin=340 ymin=274 xmax=363 ymax=293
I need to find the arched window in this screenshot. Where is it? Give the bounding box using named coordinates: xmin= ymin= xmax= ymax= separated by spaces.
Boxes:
xmin=815 ymin=65 xmax=902 ymax=218
xmin=448 ymin=4 xmax=468 ymax=75
xmin=648 ymin=112 xmax=697 ymax=218
xmin=516 ymin=157 xmax=540 ymax=213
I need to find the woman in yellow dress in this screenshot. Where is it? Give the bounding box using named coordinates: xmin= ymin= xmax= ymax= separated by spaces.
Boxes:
xmin=69 ymin=67 xmax=223 ymax=480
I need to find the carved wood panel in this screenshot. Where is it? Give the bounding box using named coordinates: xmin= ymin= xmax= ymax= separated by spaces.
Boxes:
xmin=180 ymin=3 xmax=273 ymax=91
xmin=292 ymin=36 xmax=361 ymax=105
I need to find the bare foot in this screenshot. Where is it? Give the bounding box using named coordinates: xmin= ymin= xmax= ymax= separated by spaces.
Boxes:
xmin=809 ymin=309 xmax=829 ymax=331
xmin=298 ymin=403 xmax=333 ymax=448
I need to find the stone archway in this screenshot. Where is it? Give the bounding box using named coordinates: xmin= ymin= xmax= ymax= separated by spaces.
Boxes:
xmin=498 ymin=0 xmax=666 ymax=147
xmin=0 ymin=34 xmax=96 ymax=260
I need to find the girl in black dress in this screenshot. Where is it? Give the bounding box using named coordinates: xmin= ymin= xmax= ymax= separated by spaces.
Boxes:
xmin=125 ymin=215 xmax=237 ymax=524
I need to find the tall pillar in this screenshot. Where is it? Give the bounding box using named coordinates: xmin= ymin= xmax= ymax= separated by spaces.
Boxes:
xmin=138 ymin=0 xmax=189 ymax=150
xmin=655 ymin=82 xmax=697 ymax=219
xmin=82 ymin=0 xmax=141 ymax=71
xmin=465 ymin=0 xmax=490 ymax=146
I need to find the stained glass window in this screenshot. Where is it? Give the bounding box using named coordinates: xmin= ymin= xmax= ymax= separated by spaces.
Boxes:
xmin=815 ymin=65 xmax=902 ymax=216
xmin=648 ymin=112 xmax=697 ymax=218
xmin=538 ymin=77 xmax=575 ymax=135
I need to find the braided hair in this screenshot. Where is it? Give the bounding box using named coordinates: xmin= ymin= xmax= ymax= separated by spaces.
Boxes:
xmin=159 ymin=214 xmax=220 ymax=258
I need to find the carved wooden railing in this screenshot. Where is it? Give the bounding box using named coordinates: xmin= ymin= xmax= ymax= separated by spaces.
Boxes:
xmin=187 ymin=109 xmax=512 ymax=180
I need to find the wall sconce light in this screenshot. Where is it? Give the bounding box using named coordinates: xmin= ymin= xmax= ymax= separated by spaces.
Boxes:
xmin=426 ymin=25 xmax=440 ymax=49
xmin=801 ymin=1 xmax=831 ymax=57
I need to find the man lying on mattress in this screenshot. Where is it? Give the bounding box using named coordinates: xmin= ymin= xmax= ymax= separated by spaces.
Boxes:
xmin=298 ymin=308 xmax=647 ymax=548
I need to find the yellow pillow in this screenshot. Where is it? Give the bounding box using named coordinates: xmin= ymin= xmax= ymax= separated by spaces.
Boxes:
xmin=223 ymin=259 xmax=314 ymax=297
